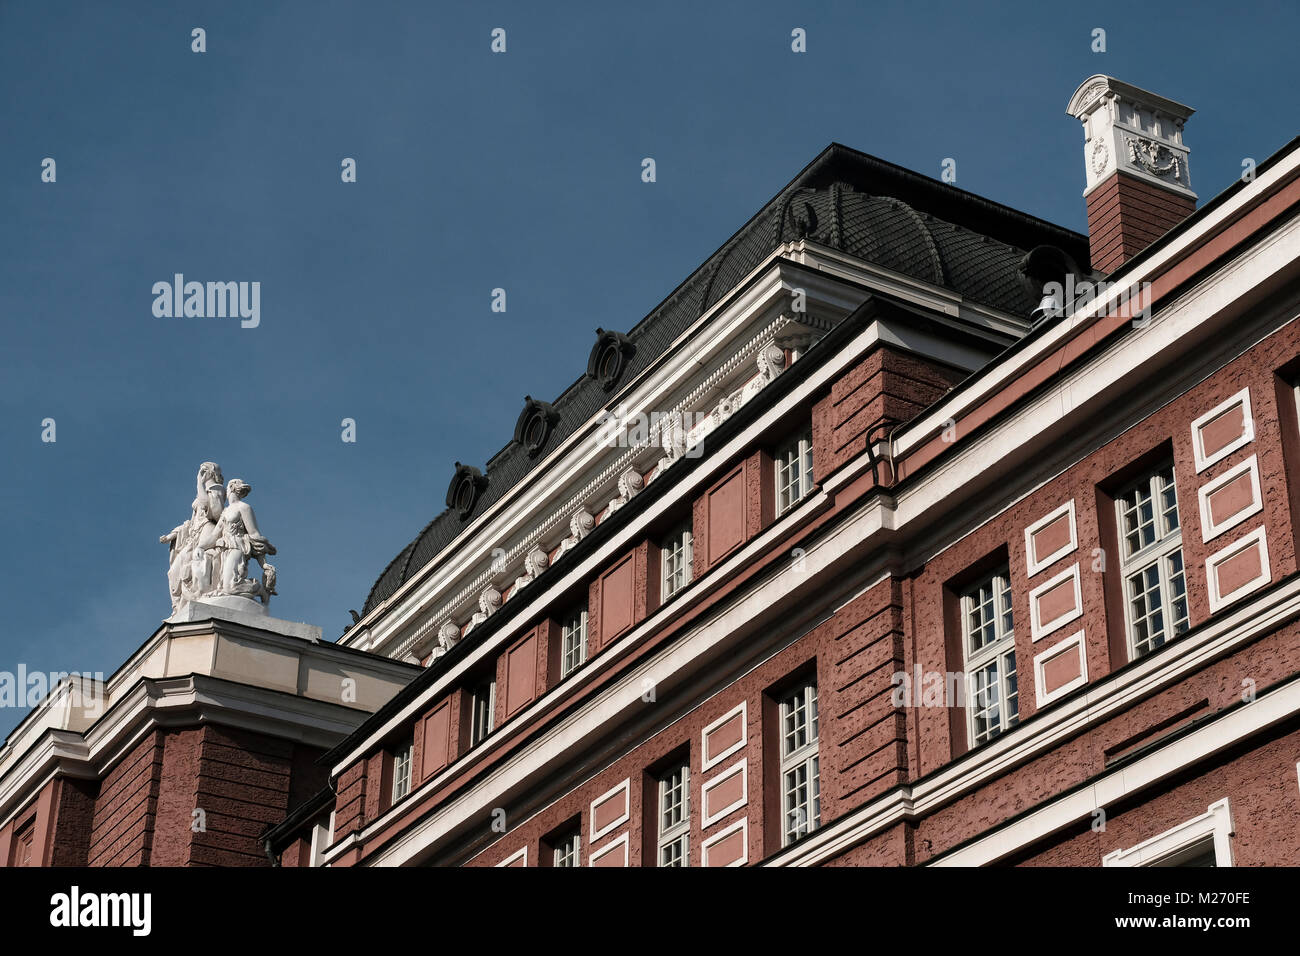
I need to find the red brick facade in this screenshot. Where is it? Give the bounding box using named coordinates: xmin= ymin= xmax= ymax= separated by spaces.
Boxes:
xmin=1086 ymin=172 xmax=1197 ymax=273
xmin=1 ymin=724 xmax=325 ymax=868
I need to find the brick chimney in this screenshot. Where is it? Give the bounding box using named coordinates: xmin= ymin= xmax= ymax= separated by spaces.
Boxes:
xmin=1067 ymin=75 xmax=1196 ymax=273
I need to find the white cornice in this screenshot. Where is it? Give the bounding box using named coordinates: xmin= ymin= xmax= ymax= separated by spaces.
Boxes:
xmin=0 ymin=673 xmax=383 ymax=831
xmin=327 ymin=314 xmax=903 ymax=777
xmin=0 ymin=619 xmax=418 ymax=827
xmin=352 ymin=246 xmax=1022 ymax=660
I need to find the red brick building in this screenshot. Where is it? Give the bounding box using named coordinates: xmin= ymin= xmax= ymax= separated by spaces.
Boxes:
xmin=7 ymin=74 xmax=1300 ymax=869
xmin=0 ymin=609 xmax=417 ymax=867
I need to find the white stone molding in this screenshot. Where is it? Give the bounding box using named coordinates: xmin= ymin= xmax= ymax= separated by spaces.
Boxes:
xmin=385 ymin=314 xmax=798 ymax=663
xmin=1190 ymin=387 xmax=1254 ymax=473
xmin=556 ymin=508 xmax=596 ymax=559
xmin=464 ymin=587 xmax=502 ymax=635
xmin=1102 ymin=798 xmax=1234 ymax=867
xmin=511 ymin=548 xmax=550 ymax=593
xmin=605 ymin=469 xmax=645 ymax=516
xmin=1066 ymin=74 xmax=1196 ymax=199
xmin=1197 ymin=454 xmax=1262 ymax=543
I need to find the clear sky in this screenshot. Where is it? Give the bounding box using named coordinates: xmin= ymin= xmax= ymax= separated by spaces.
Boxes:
xmin=1 ymin=0 xmax=1296 ymax=737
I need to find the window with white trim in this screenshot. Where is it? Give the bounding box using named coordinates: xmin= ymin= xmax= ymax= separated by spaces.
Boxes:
xmin=1153 ymin=840 xmax=1218 ymax=867
xmin=656 ymin=760 xmax=690 ymax=867
xmin=961 ymin=566 xmax=1019 ymax=746
xmin=1116 ymin=462 xmax=1188 ymax=659
xmin=468 ymin=679 xmax=495 ymax=747
xmin=1103 ymin=799 xmax=1234 ymax=867
xmin=779 ymin=679 xmax=819 ymax=845
xmin=775 ymin=429 xmax=814 ymax=516
xmin=551 ymin=827 xmax=581 ymax=868
xmin=660 ymin=520 xmax=693 ymax=601
xmin=390 ymin=734 xmax=413 ymax=804
xmin=560 ymin=604 xmax=588 ymax=678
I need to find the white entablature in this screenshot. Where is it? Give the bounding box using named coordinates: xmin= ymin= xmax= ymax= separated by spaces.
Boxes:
xmin=348 ymin=241 xmax=1026 ymax=662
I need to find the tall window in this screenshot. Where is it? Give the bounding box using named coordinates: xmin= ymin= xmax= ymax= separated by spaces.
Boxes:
xmin=552 ymin=826 xmax=581 ymax=868
xmin=1116 ymin=462 xmax=1188 ymax=659
xmin=12 ymin=822 xmax=33 ymax=867
xmin=962 ymin=566 xmax=1019 ymax=746
xmin=656 ymin=760 xmax=690 ymax=867
xmin=469 ymin=679 xmax=495 ymax=747
xmin=390 ymin=735 xmax=413 ymax=804
xmin=779 ymin=680 xmax=819 ymax=846
xmin=775 ymin=429 xmax=814 ymax=516
xmin=661 ymin=520 xmax=694 ymax=601
xmin=560 ymin=604 xmax=588 ymax=678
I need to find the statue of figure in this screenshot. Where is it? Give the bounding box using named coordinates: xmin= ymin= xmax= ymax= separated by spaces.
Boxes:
xmin=161 ymin=463 xmax=279 ymax=614
xmin=212 ymin=479 xmax=278 ymax=606
xmin=160 ymin=462 xmax=226 ymax=611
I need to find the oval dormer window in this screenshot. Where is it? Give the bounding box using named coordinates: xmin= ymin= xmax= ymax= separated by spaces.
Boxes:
xmin=587 ymin=328 xmax=635 ymax=392
xmin=513 ymin=397 xmax=560 ymax=459
xmin=446 ymin=463 xmax=488 ymax=520
xmin=525 ymin=415 xmax=547 ymax=448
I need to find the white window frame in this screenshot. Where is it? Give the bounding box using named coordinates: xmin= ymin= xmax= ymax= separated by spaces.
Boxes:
xmin=656 ymin=760 xmax=691 ymax=867
xmin=551 ymin=827 xmax=581 ymax=868
xmin=779 ymin=679 xmax=820 ymax=846
xmin=1103 ymin=798 xmax=1234 ymax=867
xmin=390 ymin=735 xmax=413 ymax=804
xmin=774 ymin=429 xmax=814 ymax=517
xmin=468 ymin=679 xmax=495 ymax=747
xmin=961 ymin=565 xmax=1019 ymax=746
xmin=1115 ymin=462 xmax=1188 ymax=660
xmin=660 ymin=520 xmax=694 ymax=601
xmin=560 ymin=604 xmax=588 ymax=678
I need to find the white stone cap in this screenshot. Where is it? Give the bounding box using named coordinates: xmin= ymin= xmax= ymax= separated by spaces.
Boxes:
xmin=167 ymin=597 xmax=322 ymax=643
xmin=0 ymin=612 xmax=421 ymax=825
xmin=1067 ymin=74 xmax=1196 ymax=200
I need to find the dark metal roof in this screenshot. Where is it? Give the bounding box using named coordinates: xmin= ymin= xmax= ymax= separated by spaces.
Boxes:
xmin=359 ymin=143 xmax=1090 ymax=617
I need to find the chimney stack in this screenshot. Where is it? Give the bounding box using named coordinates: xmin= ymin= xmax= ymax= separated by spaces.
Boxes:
xmin=1067 ymin=75 xmax=1196 ymax=273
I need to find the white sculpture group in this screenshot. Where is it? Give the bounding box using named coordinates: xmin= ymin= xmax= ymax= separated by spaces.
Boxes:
xmin=161 ymin=462 xmax=277 ymax=614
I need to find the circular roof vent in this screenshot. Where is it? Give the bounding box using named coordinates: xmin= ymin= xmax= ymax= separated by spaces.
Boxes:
xmin=513 ymin=396 xmax=560 ymax=459
xmin=446 ymin=462 xmax=488 ymax=520
xmin=587 ymin=328 xmax=636 ymax=391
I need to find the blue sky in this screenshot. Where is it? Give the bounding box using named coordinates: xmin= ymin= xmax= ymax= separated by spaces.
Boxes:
xmin=1 ymin=0 xmax=1296 ymax=737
